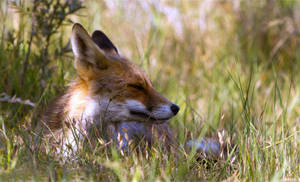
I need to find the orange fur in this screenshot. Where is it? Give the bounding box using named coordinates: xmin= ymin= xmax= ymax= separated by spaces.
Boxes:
xmin=39 ymin=23 xmax=180 ymax=155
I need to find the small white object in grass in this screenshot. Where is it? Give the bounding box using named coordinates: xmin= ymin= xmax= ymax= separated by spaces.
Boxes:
xmin=0 ymin=92 xmax=36 ymax=107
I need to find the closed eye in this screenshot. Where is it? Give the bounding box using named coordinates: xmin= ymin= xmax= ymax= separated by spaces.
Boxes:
xmin=128 ymin=84 xmax=145 ymax=91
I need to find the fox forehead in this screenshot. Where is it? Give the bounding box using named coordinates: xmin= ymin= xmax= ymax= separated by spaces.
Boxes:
xmin=112 ymin=57 xmax=151 ymax=84
xmin=119 ymin=60 xmax=152 ymax=86
xmin=89 ymin=58 xmax=152 ymax=90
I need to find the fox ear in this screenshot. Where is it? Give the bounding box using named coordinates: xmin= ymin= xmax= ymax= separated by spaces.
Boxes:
xmin=92 ymin=30 xmax=119 ymax=56
xmin=71 ymin=23 xmax=108 ymax=69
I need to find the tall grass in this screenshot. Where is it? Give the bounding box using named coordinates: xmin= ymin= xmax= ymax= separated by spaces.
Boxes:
xmin=0 ymin=0 xmax=299 ymax=181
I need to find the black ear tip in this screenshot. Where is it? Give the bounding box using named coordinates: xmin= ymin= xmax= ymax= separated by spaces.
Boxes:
xmin=92 ymin=30 xmax=106 ymax=38
xmin=92 ymin=30 xmax=118 ymax=54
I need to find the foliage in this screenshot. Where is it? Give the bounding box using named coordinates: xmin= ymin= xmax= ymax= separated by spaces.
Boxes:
xmin=0 ymin=0 xmax=299 ymax=181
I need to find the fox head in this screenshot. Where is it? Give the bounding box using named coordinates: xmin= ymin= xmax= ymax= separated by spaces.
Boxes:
xmin=69 ymin=23 xmax=179 ymax=124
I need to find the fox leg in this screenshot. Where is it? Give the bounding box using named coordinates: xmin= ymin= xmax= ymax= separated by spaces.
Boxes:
xmin=106 ymin=122 xmax=222 ymax=157
xmin=106 ymin=122 xmax=178 ymax=153
xmin=106 ymin=122 xmax=151 ymax=153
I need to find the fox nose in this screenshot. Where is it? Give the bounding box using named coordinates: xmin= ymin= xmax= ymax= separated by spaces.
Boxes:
xmin=170 ymin=104 xmax=180 ymax=115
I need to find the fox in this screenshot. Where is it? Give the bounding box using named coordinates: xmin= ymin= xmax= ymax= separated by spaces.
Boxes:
xmin=39 ymin=23 xmax=221 ymax=156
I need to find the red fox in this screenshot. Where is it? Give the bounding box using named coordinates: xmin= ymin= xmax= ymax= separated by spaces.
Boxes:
xmin=40 ymin=23 xmax=220 ymax=156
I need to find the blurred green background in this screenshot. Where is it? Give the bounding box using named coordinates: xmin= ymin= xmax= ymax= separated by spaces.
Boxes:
xmin=0 ymin=0 xmax=299 ymax=181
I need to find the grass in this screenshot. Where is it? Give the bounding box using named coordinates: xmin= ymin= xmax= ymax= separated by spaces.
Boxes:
xmin=0 ymin=0 xmax=300 ymax=181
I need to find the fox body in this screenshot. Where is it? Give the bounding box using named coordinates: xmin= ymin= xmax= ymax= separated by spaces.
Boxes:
xmin=41 ymin=24 xmax=221 ymax=157
xmin=40 ymin=24 xmax=180 ymax=154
